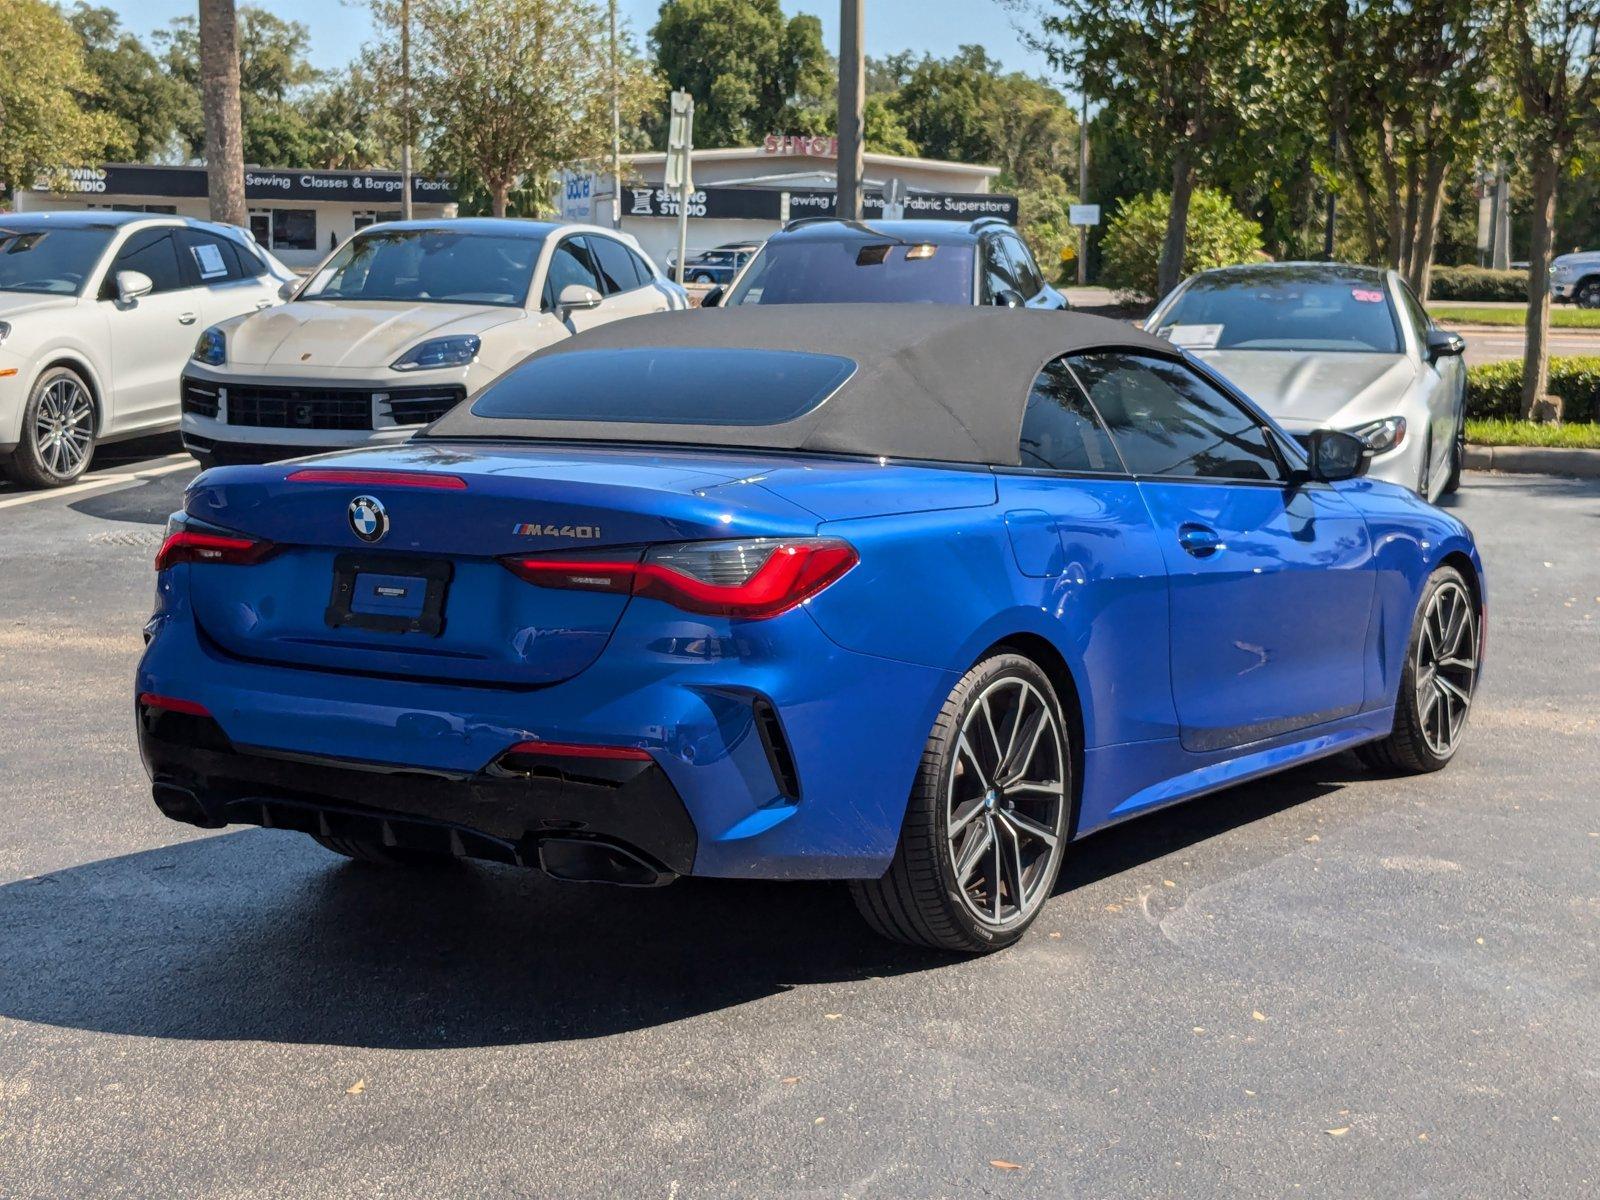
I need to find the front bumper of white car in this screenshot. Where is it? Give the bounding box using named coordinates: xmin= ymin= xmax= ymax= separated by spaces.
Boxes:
xmin=179 ymin=363 xmax=470 ymax=463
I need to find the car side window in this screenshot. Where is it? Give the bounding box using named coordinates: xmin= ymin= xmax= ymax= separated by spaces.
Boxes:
xmin=1069 ymin=352 xmax=1286 ymax=483
xmin=590 ymin=236 xmax=645 ymax=294
xmin=100 ymin=228 xmax=185 ymax=298
xmin=542 ymin=236 xmax=603 ymax=309
xmin=629 ymin=249 xmax=656 ymax=284
xmin=1019 ymin=358 xmax=1123 ymax=473
xmin=178 ymin=229 xmax=246 ymax=285
xmin=1002 ymin=235 xmax=1044 ymax=298
xmin=981 ymin=237 xmax=1018 ymax=302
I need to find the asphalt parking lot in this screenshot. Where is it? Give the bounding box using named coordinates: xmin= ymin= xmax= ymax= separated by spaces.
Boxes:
xmin=1 ymin=448 xmax=1596 ymax=1198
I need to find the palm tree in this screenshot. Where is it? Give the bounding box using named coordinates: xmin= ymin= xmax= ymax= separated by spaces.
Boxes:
xmin=199 ymin=0 xmax=245 ymax=225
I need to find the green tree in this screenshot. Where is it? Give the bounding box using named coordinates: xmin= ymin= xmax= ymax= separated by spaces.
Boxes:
xmin=159 ymin=6 xmax=324 ymax=167
xmin=1017 ymin=0 xmax=1288 ymax=298
xmin=67 ymin=4 xmax=187 ymax=162
xmin=0 ymin=0 xmax=121 ymax=197
xmin=1100 ymin=187 xmax=1264 ymax=299
xmin=372 ymin=0 xmax=661 ymax=217
xmin=648 ymin=0 xmax=830 ymax=147
xmin=1499 ymin=0 xmax=1600 ymax=417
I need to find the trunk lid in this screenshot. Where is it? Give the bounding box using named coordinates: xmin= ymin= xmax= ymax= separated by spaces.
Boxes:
xmin=180 ymin=444 xmax=820 ymax=686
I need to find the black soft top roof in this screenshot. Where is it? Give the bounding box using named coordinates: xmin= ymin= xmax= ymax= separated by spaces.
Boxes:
xmin=424 ymin=304 xmax=1176 ymax=466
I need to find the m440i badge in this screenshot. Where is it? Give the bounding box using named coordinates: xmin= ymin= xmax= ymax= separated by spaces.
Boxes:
xmin=513 ymin=522 xmax=603 ymax=539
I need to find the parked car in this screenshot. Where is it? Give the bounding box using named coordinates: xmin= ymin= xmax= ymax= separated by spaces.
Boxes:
xmin=137 ymin=305 xmax=1483 ymax=953
xmin=1550 ymin=250 xmax=1600 ymax=308
xmin=0 ymin=211 xmax=292 ymax=488
xmin=668 ymin=243 xmax=760 ymax=285
xmin=179 ymin=218 xmax=687 ymax=467
xmin=706 ymin=217 xmax=1069 ymax=310
xmin=1145 ymin=262 xmax=1467 ymax=501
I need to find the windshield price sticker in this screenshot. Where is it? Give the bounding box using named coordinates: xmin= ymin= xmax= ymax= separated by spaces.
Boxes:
xmin=1351 ymin=288 xmax=1385 ymax=303
xmin=1165 ymin=324 xmax=1224 ymax=350
xmin=192 ymin=243 xmax=228 ymax=279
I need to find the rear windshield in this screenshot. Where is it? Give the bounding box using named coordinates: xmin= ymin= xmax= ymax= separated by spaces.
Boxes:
xmin=469 ymin=348 xmax=857 ymax=426
xmin=725 ymin=239 xmax=974 ymax=306
xmin=1152 ymin=272 xmax=1402 ymax=353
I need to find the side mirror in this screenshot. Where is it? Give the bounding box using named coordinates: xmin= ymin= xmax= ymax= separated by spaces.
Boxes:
xmin=278 ymin=279 xmax=299 ymax=301
xmin=991 ymin=289 xmax=1025 ymax=309
xmin=1305 ymin=428 xmax=1370 ymax=483
xmin=115 ymin=270 xmax=154 ymax=304
xmin=556 ymin=284 xmax=603 ymax=319
xmin=1425 ymin=328 xmax=1465 ymax=362
xmin=699 ymin=286 xmax=724 ymax=308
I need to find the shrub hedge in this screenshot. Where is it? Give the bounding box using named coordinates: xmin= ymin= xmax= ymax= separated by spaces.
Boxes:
xmin=1100 ymin=188 xmax=1264 ymax=301
xmin=1465 ymin=356 xmax=1600 ymax=422
xmin=1430 ymin=266 xmax=1528 ymax=302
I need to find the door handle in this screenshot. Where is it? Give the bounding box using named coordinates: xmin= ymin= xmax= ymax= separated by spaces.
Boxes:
xmin=178 ymin=312 xmax=198 ymax=325
xmin=1178 ymin=523 xmax=1223 ymax=558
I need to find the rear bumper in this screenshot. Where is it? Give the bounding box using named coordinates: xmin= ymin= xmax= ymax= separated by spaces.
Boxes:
xmin=138 ymin=701 xmax=697 ymax=877
xmin=137 ymin=579 xmax=956 ymax=880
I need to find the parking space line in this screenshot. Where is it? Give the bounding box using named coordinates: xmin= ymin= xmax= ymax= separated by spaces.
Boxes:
xmin=0 ymin=454 xmax=195 ymax=512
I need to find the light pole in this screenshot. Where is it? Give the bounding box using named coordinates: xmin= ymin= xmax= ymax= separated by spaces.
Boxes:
xmin=1077 ymin=89 xmax=1088 ymax=286
xmin=837 ymin=0 xmax=864 ymax=221
xmin=610 ymin=0 xmax=622 ymax=229
xmin=400 ymin=0 xmax=413 ymax=221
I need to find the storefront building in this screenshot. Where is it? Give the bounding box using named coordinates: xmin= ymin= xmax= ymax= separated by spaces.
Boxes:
xmin=561 ymin=140 xmax=1017 ymax=267
xmin=16 ymin=164 xmax=457 ymax=268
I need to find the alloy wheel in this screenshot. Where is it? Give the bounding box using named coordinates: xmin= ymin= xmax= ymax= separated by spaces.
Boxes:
xmin=946 ymin=676 xmax=1067 ymax=927
xmin=33 ymin=376 xmax=94 ymax=480
xmin=1578 ymin=282 xmax=1600 ymax=310
xmin=1414 ymin=579 xmax=1478 ymax=757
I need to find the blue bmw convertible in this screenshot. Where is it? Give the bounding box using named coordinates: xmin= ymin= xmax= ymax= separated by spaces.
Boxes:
xmin=136 ymin=306 xmax=1485 ymax=952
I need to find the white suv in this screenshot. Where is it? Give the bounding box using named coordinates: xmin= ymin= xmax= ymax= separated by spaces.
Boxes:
xmin=180 ymin=218 xmax=687 ymax=466
xmin=0 ymin=211 xmax=292 ymax=488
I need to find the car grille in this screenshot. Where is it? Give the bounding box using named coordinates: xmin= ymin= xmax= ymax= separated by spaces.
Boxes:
xmin=197 ymin=383 xmax=468 ymax=431
xmin=180 ymin=377 xmax=220 ymax=419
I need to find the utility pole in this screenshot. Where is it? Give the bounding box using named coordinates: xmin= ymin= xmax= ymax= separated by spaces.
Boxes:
xmin=836 ymin=0 xmax=864 ymax=221
xmin=400 ymin=0 xmax=413 ymax=221
xmin=610 ymin=0 xmax=622 ymax=229
xmin=1077 ymin=89 xmax=1088 ymax=286
xmin=1323 ymin=128 xmax=1337 ymax=261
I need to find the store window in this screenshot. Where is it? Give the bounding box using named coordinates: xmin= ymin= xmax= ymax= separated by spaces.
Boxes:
xmin=353 ymin=210 xmax=403 ymax=231
xmin=248 ymin=208 xmax=317 ymax=251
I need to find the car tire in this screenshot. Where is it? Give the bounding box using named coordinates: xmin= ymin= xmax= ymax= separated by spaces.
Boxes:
xmin=850 ymin=652 xmax=1072 ymax=953
xmin=310 ymin=833 xmax=459 ymax=868
xmin=188 ymin=449 xmax=217 ymax=472
xmin=1577 ymin=279 xmax=1600 ymax=309
xmin=1442 ymin=417 xmax=1465 ymax=495
xmin=1358 ymin=565 xmax=1479 ymax=775
xmin=692 ymin=272 xmax=714 ymax=284
xmin=9 ymin=365 xmax=97 ymax=489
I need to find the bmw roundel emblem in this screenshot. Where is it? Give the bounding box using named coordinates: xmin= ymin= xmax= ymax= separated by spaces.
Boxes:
xmin=348 ymin=494 xmax=388 ymax=543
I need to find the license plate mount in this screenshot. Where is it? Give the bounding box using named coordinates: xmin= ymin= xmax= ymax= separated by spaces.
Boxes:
xmin=325 ymin=553 xmax=453 ymax=636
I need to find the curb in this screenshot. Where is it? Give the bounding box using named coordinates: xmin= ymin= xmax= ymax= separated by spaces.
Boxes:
xmin=1465 ymin=444 xmax=1600 ymax=478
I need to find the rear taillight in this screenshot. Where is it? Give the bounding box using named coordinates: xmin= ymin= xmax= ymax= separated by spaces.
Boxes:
xmin=155 ymin=529 xmax=277 ymax=571
xmin=502 ymin=537 xmax=858 ymax=620
xmin=138 ymin=692 xmax=211 ymax=717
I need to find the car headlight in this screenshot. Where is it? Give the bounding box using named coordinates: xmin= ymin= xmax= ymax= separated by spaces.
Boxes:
xmin=0 ymin=321 xmax=10 ymax=345
xmin=192 ymin=326 xmax=226 ymax=366
xmin=1552 ymin=262 xmax=1574 ymax=280
xmin=391 ymin=335 xmax=480 ymax=372
xmin=1345 ymin=415 xmax=1406 ymax=454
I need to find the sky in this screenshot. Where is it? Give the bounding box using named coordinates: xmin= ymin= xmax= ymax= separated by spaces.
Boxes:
xmin=105 ymin=1 xmax=1060 ymax=84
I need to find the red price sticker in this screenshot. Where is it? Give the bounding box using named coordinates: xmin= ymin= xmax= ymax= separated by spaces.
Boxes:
xmin=1351 ymin=288 xmax=1385 ymax=303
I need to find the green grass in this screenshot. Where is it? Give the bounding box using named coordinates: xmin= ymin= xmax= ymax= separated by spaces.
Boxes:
xmin=1466 ymin=417 xmax=1600 ymax=449
xmin=1430 ymin=304 xmax=1600 ymax=329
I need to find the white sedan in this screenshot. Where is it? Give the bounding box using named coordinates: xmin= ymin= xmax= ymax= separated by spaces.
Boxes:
xmin=180 ymin=219 xmax=687 ymax=467
xmin=0 ymin=211 xmax=293 ymax=487
xmin=1145 ymin=262 xmax=1468 ymax=500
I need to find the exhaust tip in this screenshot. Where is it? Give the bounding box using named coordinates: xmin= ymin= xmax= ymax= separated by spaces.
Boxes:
xmin=537 ymin=837 xmax=676 ymax=888
xmin=151 ymin=782 xmax=225 ymax=829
